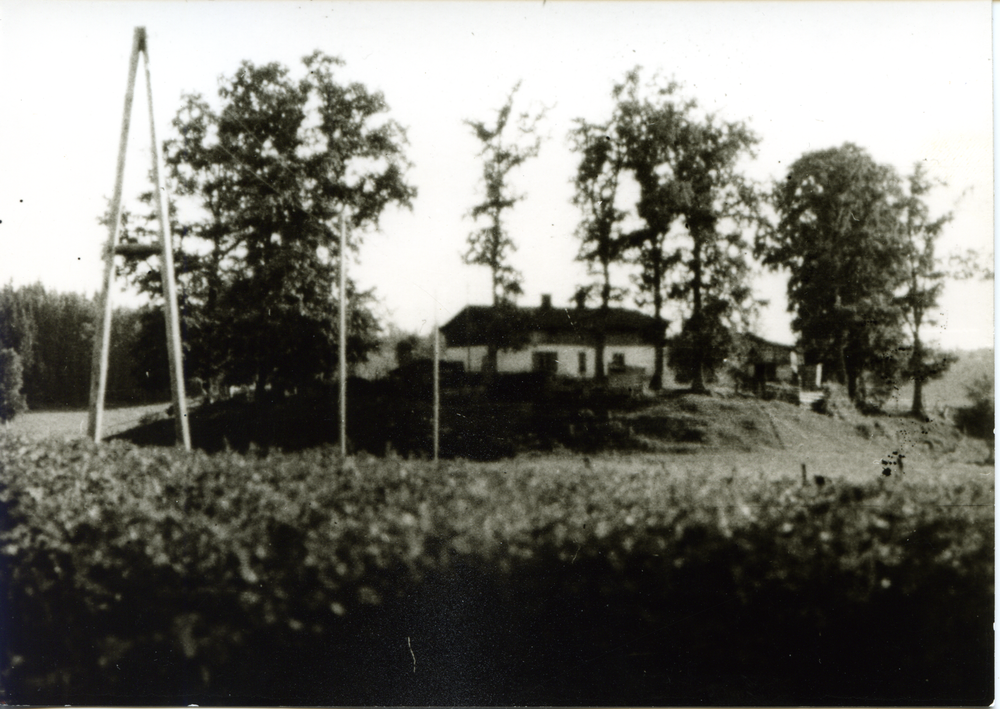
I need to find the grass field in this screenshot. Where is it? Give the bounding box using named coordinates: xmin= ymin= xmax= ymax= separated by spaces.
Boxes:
xmin=11 ymin=388 xmax=992 ymax=477
xmin=7 ymin=401 xmax=171 ymax=440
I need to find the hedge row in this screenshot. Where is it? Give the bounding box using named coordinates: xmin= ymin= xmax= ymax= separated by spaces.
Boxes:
xmin=0 ymin=434 xmax=993 ymax=705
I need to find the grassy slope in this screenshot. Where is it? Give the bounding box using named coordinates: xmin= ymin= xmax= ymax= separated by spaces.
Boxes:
xmin=11 ymin=350 xmax=993 ymax=471
xmin=613 ymin=391 xmax=990 ymax=480
xmin=68 ymin=386 xmax=986 ymax=478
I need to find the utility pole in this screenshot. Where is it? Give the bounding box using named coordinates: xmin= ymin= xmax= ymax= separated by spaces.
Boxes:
xmin=88 ymin=27 xmax=190 ymax=450
xmin=433 ymin=319 xmax=440 ymax=462
xmin=339 ymin=213 xmax=348 ymax=458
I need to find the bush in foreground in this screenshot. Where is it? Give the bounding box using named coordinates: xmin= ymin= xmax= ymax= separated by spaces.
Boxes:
xmin=0 ymin=434 xmax=993 ymax=705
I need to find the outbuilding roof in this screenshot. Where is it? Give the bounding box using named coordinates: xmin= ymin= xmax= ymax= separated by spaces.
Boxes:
xmin=737 ymin=333 xmax=801 ymax=364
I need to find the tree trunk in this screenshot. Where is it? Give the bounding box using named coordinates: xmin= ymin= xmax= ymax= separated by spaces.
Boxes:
xmin=691 ymin=360 xmax=708 ymax=395
xmin=651 ymin=340 xmax=664 ymax=391
xmin=689 ymin=236 xmax=707 ymax=394
xmin=846 ymin=367 xmax=858 ymax=402
xmin=595 ymin=268 xmax=610 ymax=381
xmin=910 ymin=317 xmax=925 ymax=418
xmin=486 ymin=345 xmax=498 ymax=376
xmin=649 ymin=251 xmax=664 ymax=391
xmin=911 ymin=377 xmax=925 ymax=419
xmin=833 ymin=290 xmax=850 ymax=391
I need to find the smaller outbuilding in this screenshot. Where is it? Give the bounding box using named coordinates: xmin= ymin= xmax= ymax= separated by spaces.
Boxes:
xmin=736 ymin=333 xmax=803 ymax=389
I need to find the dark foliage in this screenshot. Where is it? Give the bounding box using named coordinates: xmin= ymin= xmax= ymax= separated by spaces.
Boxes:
xmin=668 ymin=299 xmax=734 ymax=385
xmin=0 ymin=349 xmax=27 ymax=422
xmin=117 ymin=52 xmax=415 ymax=397
xmin=595 ymin=69 xmax=759 ymax=391
xmin=0 ymin=283 xmax=162 ymax=409
xmin=0 ymin=433 xmax=992 ymax=705
xmin=954 ymin=373 xmax=994 ymax=446
xmin=757 ymin=143 xmax=908 ymax=402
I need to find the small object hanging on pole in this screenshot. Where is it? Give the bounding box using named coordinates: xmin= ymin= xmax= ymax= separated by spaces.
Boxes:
xmin=339 ymin=213 xmax=348 ymax=459
xmin=88 ymin=27 xmax=190 ymax=451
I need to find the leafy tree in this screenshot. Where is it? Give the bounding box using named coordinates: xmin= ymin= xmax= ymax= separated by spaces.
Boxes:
xmin=464 ymin=82 xmax=545 ymax=306
xmin=463 ymin=82 xmax=546 ymax=374
xmin=0 ymin=349 xmax=28 ymax=422
xmin=609 ymin=69 xmax=759 ymax=391
xmin=662 ymin=115 xmax=760 ymax=393
xmin=609 ymin=69 xmax=691 ymax=389
xmin=0 ymin=283 xmax=36 ymax=397
xmin=119 ymin=52 xmax=416 ymax=400
xmin=756 ymin=143 xmax=908 ymax=402
xmin=947 ymin=248 xmax=994 ymax=281
xmin=894 ymin=163 xmax=958 ymax=418
xmin=568 ymin=118 xmax=629 ymax=379
xmin=0 ymin=284 xmax=153 ymax=409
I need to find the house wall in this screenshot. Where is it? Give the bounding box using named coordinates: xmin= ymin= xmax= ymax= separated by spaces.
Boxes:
xmin=442 ymin=345 xmax=488 ymax=372
xmin=443 ymin=342 xmax=660 ymax=381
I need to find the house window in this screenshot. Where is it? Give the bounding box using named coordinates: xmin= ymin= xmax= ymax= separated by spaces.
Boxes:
xmin=610 ymin=352 xmax=626 ymax=371
xmin=578 ymin=351 xmax=587 ymax=375
xmin=532 ymin=351 xmax=558 ymax=374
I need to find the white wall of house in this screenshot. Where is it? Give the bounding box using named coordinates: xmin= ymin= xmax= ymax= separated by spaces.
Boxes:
xmin=442 ymin=345 xmax=489 ymax=372
xmin=600 ymin=345 xmax=656 ymax=375
xmin=443 ymin=342 xmax=659 ymax=379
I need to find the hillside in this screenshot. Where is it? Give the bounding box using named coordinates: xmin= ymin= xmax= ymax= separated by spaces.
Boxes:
xmin=107 ymin=383 xmax=992 ymax=470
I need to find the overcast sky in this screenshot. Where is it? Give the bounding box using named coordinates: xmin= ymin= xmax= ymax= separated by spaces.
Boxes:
xmin=0 ymin=1 xmax=993 ymax=350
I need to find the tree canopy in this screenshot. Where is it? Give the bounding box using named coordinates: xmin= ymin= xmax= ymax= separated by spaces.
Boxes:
xmin=568 ymin=114 xmax=630 ymax=379
xmin=757 ymin=143 xmax=909 ymax=401
xmin=120 ymin=52 xmax=416 ymax=398
xmin=464 ymin=82 xmax=546 ymax=306
xmin=895 ymin=163 xmax=957 ymax=416
xmin=590 ymin=69 xmax=759 ymax=391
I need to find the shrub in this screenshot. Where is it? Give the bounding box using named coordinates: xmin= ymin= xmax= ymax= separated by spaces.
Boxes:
xmin=955 ymin=373 xmax=994 ymax=442
xmin=0 ymin=435 xmax=992 ymax=705
xmin=0 ymin=349 xmax=27 ymax=423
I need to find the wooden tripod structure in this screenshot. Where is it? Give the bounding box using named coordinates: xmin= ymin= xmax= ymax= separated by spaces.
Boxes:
xmin=88 ymin=27 xmax=190 ymax=450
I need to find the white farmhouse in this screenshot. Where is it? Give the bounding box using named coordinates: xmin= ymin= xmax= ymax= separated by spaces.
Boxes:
xmin=439 ymin=295 xmax=668 ymax=387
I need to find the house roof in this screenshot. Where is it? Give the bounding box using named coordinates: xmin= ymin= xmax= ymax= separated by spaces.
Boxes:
xmin=440 ymin=304 xmax=667 ymax=348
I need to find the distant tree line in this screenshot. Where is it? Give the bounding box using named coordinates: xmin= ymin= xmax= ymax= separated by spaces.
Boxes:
xmin=0 ymin=282 xmax=165 ymax=415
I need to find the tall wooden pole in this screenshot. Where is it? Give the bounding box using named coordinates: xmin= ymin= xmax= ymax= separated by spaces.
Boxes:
xmin=433 ymin=318 xmax=440 ymax=462
xmin=142 ymin=30 xmax=190 ymax=451
xmin=88 ymin=28 xmax=142 ymax=443
xmin=88 ymin=27 xmax=190 ymax=450
xmin=339 ymin=214 xmax=347 ymax=458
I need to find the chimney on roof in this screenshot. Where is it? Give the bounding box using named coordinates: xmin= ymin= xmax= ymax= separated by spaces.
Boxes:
xmin=541 ymin=294 xmax=552 ymax=309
